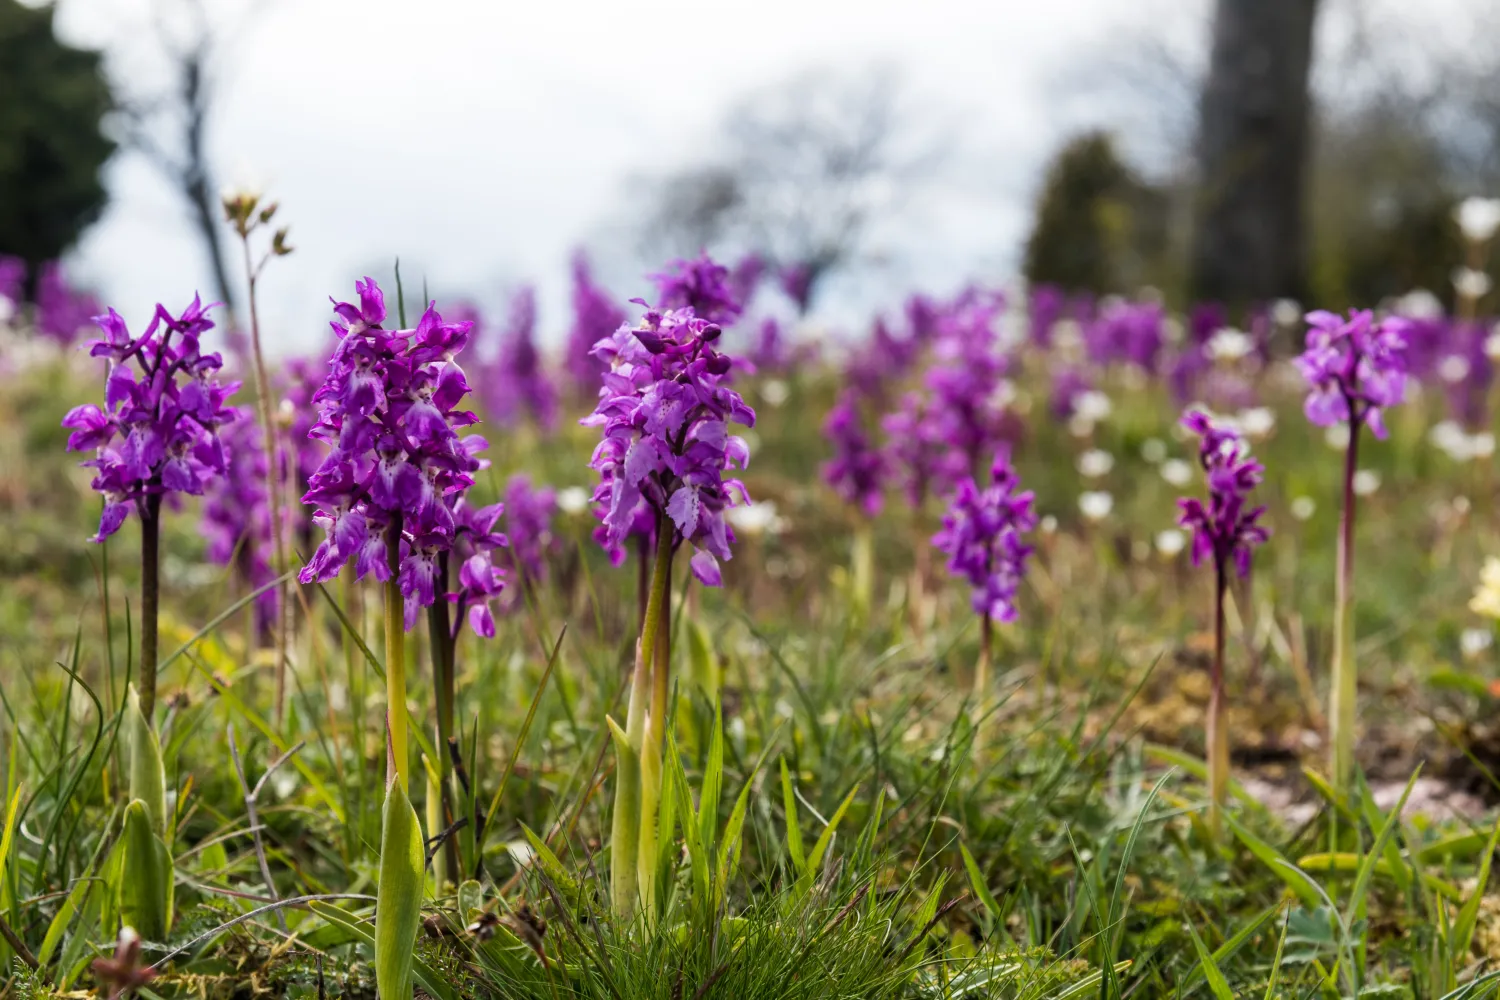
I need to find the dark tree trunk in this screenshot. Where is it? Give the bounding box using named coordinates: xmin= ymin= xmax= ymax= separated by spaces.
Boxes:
xmin=1190 ymin=0 xmax=1321 ymax=306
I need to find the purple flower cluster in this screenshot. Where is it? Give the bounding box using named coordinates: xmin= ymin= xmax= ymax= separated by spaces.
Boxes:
xmin=36 ymin=262 xmax=103 ymax=345
xmin=882 ymin=391 xmax=961 ymax=509
xmin=63 ymin=297 xmax=239 ymax=541
xmin=651 ymin=253 xmax=743 ymax=325
xmin=779 ymin=262 xmax=815 ymax=315
xmin=566 ymin=252 xmax=627 ymax=396
xmin=823 ymin=391 xmax=887 ymax=517
xmin=202 ymin=412 xmax=276 ymax=626
xmin=485 ymin=286 xmax=559 ymax=432
xmin=1295 ymin=309 xmax=1409 ymax=438
xmin=0 ymin=256 xmax=23 ymax=316
xmin=1176 ymin=409 xmax=1269 ymax=577
xmin=931 ymin=449 xmax=1037 ymax=623
xmin=298 ymin=278 xmax=491 ymax=628
xmin=583 ymin=300 xmax=756 ymax=587
xmin=925 ymin=288 xmax=1011 ymax=477
xmin=1086 ymin=299 xmax=1164 ymax=373
xmin=502 ymin=474 xmax=557 ymax=585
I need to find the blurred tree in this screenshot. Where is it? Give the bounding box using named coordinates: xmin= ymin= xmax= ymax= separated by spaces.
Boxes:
xmin=1190 ymin=0 xmax=1321 ymax=307
xmin=107 ymin=0 xmax=257 ymax=317
xmin=1023 ymin=131 xmax=1172 ymax=296
xmin=637 ymin=65 xmax=939 ymax=313
xmin=0 ymin=0 xmax=114 ymax=289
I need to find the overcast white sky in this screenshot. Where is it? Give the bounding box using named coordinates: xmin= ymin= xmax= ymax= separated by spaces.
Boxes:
xmin=43 ymin=0 xmax=1480 ymax=354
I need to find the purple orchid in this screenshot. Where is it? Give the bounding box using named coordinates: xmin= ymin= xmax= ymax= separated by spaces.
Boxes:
xmin=823 ymin=391 xmax=888 ymax=517
xmin=932 ymin=448 xmax=1037 ymax=624
xmin=202 ymin=411 xmax=277 ymax=629
xmin=779 ymin=261 xmax=815 ymax=315
xmin=650 ymin=252 xmax=743 ymax=325
xmin=0 ymin=256 xmax=24 ymax=316
xmin=63 ymin=296 xmax=239 ymax=541
xmin=582 ymin=299 xmax=755 ymax=587
xmin=565 ymin=251 xmax=627 ymax=397
xmin=502 ymin=474 xmax=557 ymax=587
xmin=1175 ymin=409 xmax=1270 ymax=578
xmin=36 ymin=262 xmax=103 ymax=345
xmin=485 ymin=286 xmax=559 ymax=432
xmin=882 ymin=390 xmax=961 ymax=510
xmin=925 ymin=288 xmax=1011 ymax=478
xmin=1295 ymin=309 xmax=1409 ymax=438
xmin=297 ymin=278 xmax=489 ymax=629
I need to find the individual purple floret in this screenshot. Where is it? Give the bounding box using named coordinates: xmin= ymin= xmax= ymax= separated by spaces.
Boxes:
xmin=932 ymin=448 xmax=1037 ymax=623
xmin=36 ymin=262 xmax=103 ymax=345
xmin=297 ymin=278 xmax=488 ymax=629
xmin=823 ymin=391 xmax=888 ymax=517
xmin=448 ymin=497 xmax=508 ymax=638
xmin=1295 ymin=309 xmax=1409 ymax=438
xmin=565 ymin=251 xmax=627 ymax=396
xmin=582 ymin=300 xmax=755 ymax=586
xmin=62 ymin=296 xmax=239 ymax=541
xmin=650 ymin=253 xmax=743 ymax=325
xmin=1175 ymin=409 xmax=1270 ymax=578
xmin=202 ymin=412 xmax=276 ymax=629
xmin=502 ymin=474 xmax=557 ymax=586
xmin=881 ymin=391 xmax=959 ymax=510
xmin=485 ymin=286 xmax=558 ymax=432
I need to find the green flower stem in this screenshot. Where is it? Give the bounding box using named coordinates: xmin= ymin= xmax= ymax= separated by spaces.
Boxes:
xmin=612 ymin=517 xmax=675 ymax=919
xmin=426 ymin=553 xmax=460 ymax=886
xmin=1330 ymin=421 xmax=1361 ymax=794
xmin=138 ymin=493 xmax=162 ymax=723
xmin=386 ymin=517 xmax=408 ymax=793
xmin=1207 ymin=557 xmax=1229 ymax=838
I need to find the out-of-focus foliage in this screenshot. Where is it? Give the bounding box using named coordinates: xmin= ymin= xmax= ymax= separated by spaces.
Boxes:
xmin=1022 ymin=131 xmax=1173 ymax=297
xmin=0 ymin=0 xmax=114 ymax=278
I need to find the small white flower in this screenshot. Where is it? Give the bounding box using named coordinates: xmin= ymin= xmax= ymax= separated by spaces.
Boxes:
xmin=726 ymin=500 xmax=786 ymax=536
xmin=1078 ymin=491 xmax=1113 ymax=521
xmin=1395 ymin=289 xmax=1444 ymax=320
xmin=1473 ymin=432 xmax=1496 ymax=458
xmin=1160 ymin=459 xmax=1193 ymax=487
xmin=271 ymin=770 xmax=298 ymax=800
xmin=1325 ymin=425 xmax=1351 ymax=451
xmin=1074 ymin=390 xmax=1112 ymax=423
xmin=507 ymin=840 xmax=538 ymax=868
xmin=555 ymin=486 xmax=591 ymax=515
xmin=1040 ymin=514 xmax=1058 ymax=535
xmin=1077 ymin=449 xmax=1114 ymax=478
xmin=1141 ymin=438 xmax=1167 ymax=464
xmin=1155 ymin=529 xmax=1186 ymax=557
xmin=1353 ymin=469 xmax=1381 ymax=496
xmin=1207 ymin=327 xmax=1253 ymax=362
xmin=1487 ymin=329 xmax=1500 ymax=361
xmin=1461 ymin=627 xmax=1494 ymax=659
xmin=760 ymin=379 xmax=790 ymax=407
xmin=1438 ymin=354 xmax=1472 ymax=384
xmin=1235 ymin=407 xmax=1276 ymax=438
xmin=1272 ymin=298 xmax=1302 ymax=327
xmin=1456 ymin=196 xmax=1500 ymax=244
xmin=1290 ymin=496 xmax=1317 ymax=521
xmin=1453 ymin=267 xmax=1494 ymax=301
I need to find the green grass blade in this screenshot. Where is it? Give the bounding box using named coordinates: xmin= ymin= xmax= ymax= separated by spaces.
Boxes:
xmin=1185 ymin=919 xmax=1235 ymax=1000
xmin=780 ymin=757 xmax=805 ymax=873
